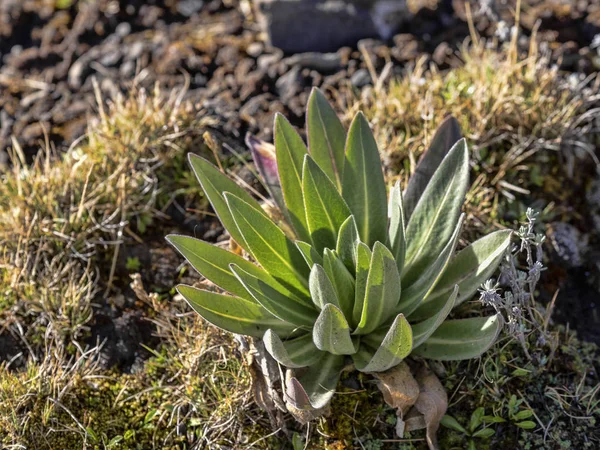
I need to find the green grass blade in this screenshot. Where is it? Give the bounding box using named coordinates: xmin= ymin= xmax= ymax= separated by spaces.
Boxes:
xmin=341 ymin=112 xmax=388 ymax=247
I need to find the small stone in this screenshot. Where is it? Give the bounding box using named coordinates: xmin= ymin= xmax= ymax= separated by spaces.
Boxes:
xmin=177 ymin=0 xmax=204 ymax=17
xmin=350 ymin=68 xmax=371 ymax=87
xmin=115 ymin=22 xmax=131 ymax=38
xmin=548 ymin=222 xmax=588 ymax=268
xmin=275 ymin=66 xmax=303 ymax=101
xmin=283 ymin=52 xmax=342 ymax=73
xmin=246 ymin=42 xmax=263 ymax=58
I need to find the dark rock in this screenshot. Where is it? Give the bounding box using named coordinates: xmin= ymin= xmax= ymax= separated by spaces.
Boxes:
xmin=0 ymin=333 xmax=23 ymax=366
xmin=275 ymin=65 xmax=303 ymax=101
xmin=255 ymin=0 xmax=411 ymax=53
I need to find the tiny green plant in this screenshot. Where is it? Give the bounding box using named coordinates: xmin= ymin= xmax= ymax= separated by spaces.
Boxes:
xmin=441 ymin=407 xmax=496 ymax=450
xmin=167 ymin=88 xmax=511 ymax=412
xmin=126 ymin=256 xmax=142 ymax=272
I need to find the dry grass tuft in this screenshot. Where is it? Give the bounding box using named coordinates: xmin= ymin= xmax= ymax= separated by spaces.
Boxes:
xmin=349 ymin=39 xmax=599 ymax=236
xmin=0 ymin=83 xmax=210 ymax=359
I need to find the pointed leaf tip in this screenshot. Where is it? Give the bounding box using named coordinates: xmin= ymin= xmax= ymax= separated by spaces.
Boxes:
xmin=342 ymin=112 xmax=388 ymax=247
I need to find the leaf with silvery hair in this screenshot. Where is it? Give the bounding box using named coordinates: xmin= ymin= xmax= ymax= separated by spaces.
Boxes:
xmin=225 ymin=192 xmax=310 ymax=296
xmin=188 ymin=154 xmax=269 ymax=253
xmin=410 ymin=230 xmax=512 ymax=321
xmin=354 ymin=313 xmax=412 ymax=372
xmin=302 ymin=155 xmax=351 ymax=254
xmin=354 ymin=242 xmax=402 ymax=335
xmin=403 ymin=139 xmax=469 ymax=287
xmin=286 ymin=352 xmax=345 ymax=410
xmin=274 ymin=113 xmax=311 ymax=242
xmin=342 ymin=112 xmax=388 ymax=247
xmin=263 ymin=330 xmax=322 ymax=368
xmin=176 ymin=285 xmax=296 ymax=338
xmin=313 ymin=303 xmax=356 ymax=355
xmin=404 ymin=116 xmax=462 ymax=220
xmin=412 ymin=314 xmax=502 ymax=360
xmin=306 ymin=88 xmax=346 ymax=189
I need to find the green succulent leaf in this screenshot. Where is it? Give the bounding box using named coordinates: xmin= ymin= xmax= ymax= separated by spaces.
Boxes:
xmin=296 ymin=241 xmax=324 ymax=269
xmin=412 ymin=314 xmax=502 ymax=360
xmin=323 ymin=249 xmax=355 ymax=321
xmin=403 ymin=139 xmax=469 ymax=285
xmin=404 ymin=116 xmax=462 ymax=219
xmin=263 ymin=330 xmax=322 ymax=368
xmin=286 ymin=352 xmax=345 ymax=410
xmin=411 ymin=285 xmax=458 ymax=349
xmin=336 ymin=215 xmax=360 ymax=272
xmin=309 ymin=264 xmax=341 ymax=310
xmin=313 ymin=303 xmax=356 ymax=355
xmin=225 ymin=193 xmax=310 ymax=296
xmin=342 ymin=112 xmax=388 ymax=247
xmin=306 ymin=88 xmax=346 ymax=188
xmin=274 ymin=113 xmax=311 ymax=242
xmin=398 ymin=214 xmax=464 ymax=317
xmin=177 ymin=285 xmax=295 ymax=338
xmin=302 ymin=155 xmax=352 ymax=253
xmin=355 ymin=242 xmax=402 ymax=335
xmin=188 ymin=154 xmax=267 ymax=252
xmin=352 ymin=242 xmax=373 ymax=327
xmin=166 ymin=235 xmax=264 ymax=301
xmin=230 ymin=264 xmax=316 ymax=328
xmin=355 ymin=314 xmax=412 ymax=372
xmin=410 ymin=230 xmax=512 ymax=321
xmin=388 ymin=181 xmax=407 ymax=273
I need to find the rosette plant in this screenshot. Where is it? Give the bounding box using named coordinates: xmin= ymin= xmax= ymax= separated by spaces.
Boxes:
xmin=167 ymin=89 xmax=511 ymax=412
